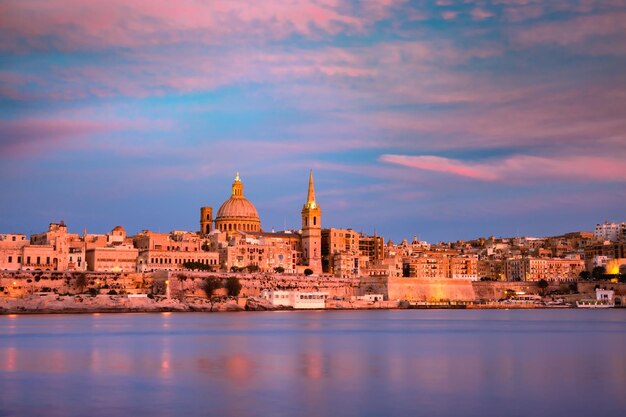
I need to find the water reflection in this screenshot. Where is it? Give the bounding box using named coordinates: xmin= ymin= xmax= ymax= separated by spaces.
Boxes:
xmin=0 ymin=311 xmax=625 ymax=417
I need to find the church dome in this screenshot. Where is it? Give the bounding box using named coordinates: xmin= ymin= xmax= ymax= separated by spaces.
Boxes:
xmin=217 ymin=197 xmax=259 ymax=219
xmin=215 ymin=173 xmax=261 ymax=233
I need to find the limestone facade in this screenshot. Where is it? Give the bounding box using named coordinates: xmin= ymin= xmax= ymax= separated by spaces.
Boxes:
xmin=0 ymin=223 xmax=86 ymax=271
xmin=0 ymin=234 xmax=28 ymax=271
xmin=134 ymin=230 xmax=218 ymax=272
xmin=86 ymin=245 xmax=139 ymax=272
xmin=505 ymin=257 xmax=585 ymax=282
xmin=403 ymin=250 xmax=478 ymax=281
xmin=218 ymin=231 xmax=297 ymax=273
xmin=321 ymin=228 xmax=359 ymax=273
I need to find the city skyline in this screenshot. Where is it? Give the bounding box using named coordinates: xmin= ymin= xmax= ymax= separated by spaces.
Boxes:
xmin=2 ymin=1 xmax=626 ymax=242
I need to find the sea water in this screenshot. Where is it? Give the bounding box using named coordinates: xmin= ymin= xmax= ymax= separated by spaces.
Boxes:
xmin=1 ymin=310 xmax=625 ymax=417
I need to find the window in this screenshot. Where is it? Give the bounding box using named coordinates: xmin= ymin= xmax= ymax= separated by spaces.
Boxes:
xmin=18 ymin=256 xmax=22 ymax=263
xmin=37 ymin=256 xmax=41 ymax=264
xmin=8 ymin=256 xmax=12 ymax=263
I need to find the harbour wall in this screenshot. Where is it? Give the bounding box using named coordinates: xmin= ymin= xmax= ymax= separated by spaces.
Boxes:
xmin=2 ymin=270 xmax=624 ymax=302
xmin=386 ymin=277 xmax=476 ymax=301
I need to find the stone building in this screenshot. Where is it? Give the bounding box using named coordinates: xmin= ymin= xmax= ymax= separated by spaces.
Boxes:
xmin=0 ymin=222 xmax=86 ymax=271
xmin=594 ymin=221 xmax=626 ymax=242
xmin=584 ymin=241 xmax=626 ymax=271
xmin=134 ymin=230 xmax=218 ymax=272
xmin=0 ymin=234 xmax=28 ymax=271
xmin=321 ymin=228 xmax=359 ymax=274
xmin=218 ymin=231 xmax=297 ymax=273
xmin=84 ymin=226 xmax=139 ymax=272
xmin=505 ymin=257 xmax=585 ymax=282
xmin=86 ymin=245 xmax=139 ymax=273
xmin=359 ymin=233 xmax=385 ymax=264
xmin=403 ymin=250 xmax=478 ymax=280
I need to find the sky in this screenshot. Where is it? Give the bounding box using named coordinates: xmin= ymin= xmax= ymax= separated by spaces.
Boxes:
xmin=1 ymin=0 xmax=625 ymax=243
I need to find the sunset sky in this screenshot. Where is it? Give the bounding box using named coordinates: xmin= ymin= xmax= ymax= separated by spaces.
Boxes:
xmin=1 ymin=0 xmax=625 ymax=242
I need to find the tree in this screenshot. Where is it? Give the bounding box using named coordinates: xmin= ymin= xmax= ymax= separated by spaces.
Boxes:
xmin=246 ymin=264 xmax=259 ymax=273
xmin=225 ymin=277 xmax=242 ymax=297
xmin=201 ymin=277 xmax=223 ymax=299
xmin=183 ymin=261 xmax=211 ymax=271
xmin=274 ymin=266 xmax=285 ymax=274
xmin=579 ymin=270 xmax=591 ymax=281
xmin=504 ymin=289 xmax=516 ymax=299
xmin=304 ymin=268 xmax=314 ymax=276
xmin=592 ymin=266 xmax=606 ymax=281
xmin=74 ymin=272 xmax=87 ymax=294
xmin=537 ymin=279 xmax=549 ymax=296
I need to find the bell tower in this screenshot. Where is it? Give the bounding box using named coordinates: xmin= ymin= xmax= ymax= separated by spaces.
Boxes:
xmin=301 ymin=169 xmax=322 ymax=274
xmin=200 ymin=206 xmax=213 ymax=235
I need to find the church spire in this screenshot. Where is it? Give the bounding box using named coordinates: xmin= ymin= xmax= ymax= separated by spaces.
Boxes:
xmin=304 ymin=169 xmax=317 ymax=209
xmin=232 ymin=172 xmax=244 ymax=197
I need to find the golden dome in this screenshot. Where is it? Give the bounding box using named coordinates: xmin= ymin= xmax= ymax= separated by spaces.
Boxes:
xmin=112 ymin=225 xmax=126 ymax=234
xmin=215 ymin=173 xmax=261 ymax=232
xmin=216 ymin=197 xmax=259 ymax=219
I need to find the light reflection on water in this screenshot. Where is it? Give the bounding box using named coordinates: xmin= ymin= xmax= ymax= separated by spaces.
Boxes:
xmin=0 ymin=310 xmax=625 ymax=417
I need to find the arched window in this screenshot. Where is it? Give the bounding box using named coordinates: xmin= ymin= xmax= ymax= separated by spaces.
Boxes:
xmin=313 ymin=216 xmax=316 ymax=226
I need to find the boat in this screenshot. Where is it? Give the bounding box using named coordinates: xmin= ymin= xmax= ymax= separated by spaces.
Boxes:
xmin=576 ymin=300 xmax=614 ymax=308
xmin=576 ymin=288 xmax=616 ymax=308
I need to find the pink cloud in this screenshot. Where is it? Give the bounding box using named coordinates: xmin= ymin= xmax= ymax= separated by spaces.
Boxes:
xmin=441 ymin=11 xmax=458 ymax=20
xmin=380 ymin=154 xmax=626 ymax=183
xmin=364 ymin=74 xmax=626 ymax=153
xmin=380 ymin=155 xmax=498 ymax=181
xmin=503 ymin=5 xmax=543 ymax=22
xmin=0 ymin=115 xmax=167 ymax=157
xmin=513 ymin=12 xmax=626 ymax=48
xmin=0 ymin=118 xmax=111 ymax=156
xmin=6 ymin=38 xmax=466 ymax=100
xmin=0 ymin=0 xmax=405 ymax=51
xmin=471 ymin=8 xmax=494 ymax=20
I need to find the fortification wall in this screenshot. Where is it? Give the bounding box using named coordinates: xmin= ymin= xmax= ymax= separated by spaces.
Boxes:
xmin=165 ymin=272 xmax=360 ymax=299
xmin=387 ymin=277 xmax=476 ymax=301
xmin=472 ymin=281 xmax=540 ymax=300
xmin=577 ymin=281 xmax=626 ymax=295
xmin=0 ymin=271 xmax=151 ymax=298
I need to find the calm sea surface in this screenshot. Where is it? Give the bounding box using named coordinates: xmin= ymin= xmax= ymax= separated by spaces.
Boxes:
xmin=1 ymin=310 xmax=625 ymax=417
